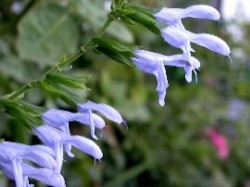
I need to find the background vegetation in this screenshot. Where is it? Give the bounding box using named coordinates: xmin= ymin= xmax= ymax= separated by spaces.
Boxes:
xmin=0 ymin=0 xmax=250 ymax=186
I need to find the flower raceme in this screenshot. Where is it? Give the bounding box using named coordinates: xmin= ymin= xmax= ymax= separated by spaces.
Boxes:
xmin=0 ymin=101 xmax=123 ymax=186
xmin=132 ymin=4 xmax=230 ymax=106
xmin=0 ymin=3 xmax=231 ymax=187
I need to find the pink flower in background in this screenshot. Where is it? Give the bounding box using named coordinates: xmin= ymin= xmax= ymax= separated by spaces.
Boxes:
xmin=205 ymin=128 xmax=229 ymax=159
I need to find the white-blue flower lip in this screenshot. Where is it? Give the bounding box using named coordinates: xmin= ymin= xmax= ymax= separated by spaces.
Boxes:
xmin=161 ymin=27 xmax=230 ymax=56
xmin=154 ymin=5 xmax=220 ymax=25
xmin=78 ymin=101 xmax=125 ymax=139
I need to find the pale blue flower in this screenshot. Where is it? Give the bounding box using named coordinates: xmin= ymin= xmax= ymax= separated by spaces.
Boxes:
xmin=42 ymin=109 xmax=105 ymax=131
xmin=137 ymin=50 xmax=200 ymax=82
xmin=154 ymin=5 xmax=220 ymax=26
xmin=34 ymin=125 xmax=103 ymax=171
xmin=161 ymin=27 xmax=231 ymax=57
xmin=0 ymin=142 xmax=58 ymax=187
xmin=132 ymin=50 xmax=169 ymax=106
xmin=42 ymin=108 xmax=105 ymax=156
xmin=0 ymin=142 xmax=56 ymax=170
xmin=78 ymin=100 xmax=125 ymax=139
xmin=0 ymin=162 xmax=65 ymax=187
xmin=132 ymin=49 xmax=202 ymax=104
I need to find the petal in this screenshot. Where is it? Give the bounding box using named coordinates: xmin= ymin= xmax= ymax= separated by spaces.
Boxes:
xmin=1 ymin=142 xmax=57 ymax=171
xmin=153 ymin=62 xmax=169 ymax=106
xmin=78 ymin=101 xmax=123 ymax=124
xmin=0 ymin=162 xmax=15 ymax=180
xmin=75 ymin=113 xmax=105 ymax=129
xmin=21 ymin=150 xmax=57 ymax=170
xmin=42 ymin=109 xmax=82 ymax=127
xmin=60 ymin=125 xmax=74 ymax=158
xmin=34 ymin=125 xmax=62 ymax=147
xmin=162 ymin=54 xmax=190 ymax=67
xmin=161 ymin=27 xmax=191 ymax=51
xmin=89 ymin=111 xmax=98 ymax=140
xmin=190 ymin=33 xmax=230 ymax=56
xmin=55 ymin=143 xmax=64 ymax=172
xmin=191 ymin=57 xmax=201 ymax=69
xmin=182 ymin=5 xmax=220 ymax=21
xmin=184 ymin=66 xmax=193 ymax=83
xmin=1 ymin=142 xmax=55 ymax=157
xmin=154 ymin=7 xmax=183 ymax=25
xmin=61 ymin=135 xmax=103 ymax=160
xmin=132 ymin=58 xmax=157 ymax=74
xmin=22 ymin=163 xmax=66 ymax=187
xmin=12 ymin=159 xmax=23 ymax=187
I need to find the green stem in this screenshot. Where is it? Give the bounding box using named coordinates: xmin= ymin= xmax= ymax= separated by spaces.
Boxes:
xmin=2 ymin=16 xmax=114 ymax=101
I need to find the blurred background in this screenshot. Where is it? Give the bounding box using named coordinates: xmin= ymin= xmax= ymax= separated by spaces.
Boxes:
xmin=0 ymin=0 xmax=250 ymax=186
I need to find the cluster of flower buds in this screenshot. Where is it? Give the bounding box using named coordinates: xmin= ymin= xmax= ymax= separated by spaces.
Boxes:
xmin=0 ymin=101 xmax=124 ymax=187
xmin=132 ymin=5 xmax=231 ymax=106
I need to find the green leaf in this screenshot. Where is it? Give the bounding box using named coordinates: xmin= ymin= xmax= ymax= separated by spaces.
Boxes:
xmin=39 ymin=81 xmax=78 ymax=108
xmin=117 ymin=5 xmax=160 ymax=34
xmin=93 ymin=37 xmax=134 ymax=65
xmin=0 ymin=55 xmax=37 ymax=83
xmin=46 ymin=72 xmax=89 ymax=90
xmin=16 ymin=2 xmax=80 ymax=66
xmin=1 ymin=100 xmax=43 ymax=129
xmin=92 ymin=37 xmax=134 ymax=54
xmin=96 ymin=47 xmax=133 ymax=66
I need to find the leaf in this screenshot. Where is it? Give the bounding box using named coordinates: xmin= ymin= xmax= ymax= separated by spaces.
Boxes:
xmin=0 ymin=55 xmax=37 ymax=83
xmin=39 ymin=81 xmax=77 ymax=108
xmin=96 ymin=47 xmax=133 ymax=66
xmin=16 ymin=2 xmax=80 ymax=66
xmin=117 ymin=5 xmax=160 ymax=34
xmin=46 ymin=72 xmax=89 ymax=90
xmin=92 ymin=37 xmax=134 ymax=54
xmin=1 ymin=100 xmax=43 ymax=129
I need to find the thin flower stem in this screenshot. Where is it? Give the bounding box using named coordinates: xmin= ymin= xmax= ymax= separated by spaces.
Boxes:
xmin=2 ymin=16 xmax=114 ymax=101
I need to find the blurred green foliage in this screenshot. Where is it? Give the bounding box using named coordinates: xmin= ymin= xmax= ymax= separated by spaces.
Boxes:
xmin=0 ymin=0 xmax=250 ymax=186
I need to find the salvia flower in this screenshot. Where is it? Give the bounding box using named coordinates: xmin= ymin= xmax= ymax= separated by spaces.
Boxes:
xmin=132 ymin=49 xmax=202 ymax=105
xmin=134 ymin=49 xmax=200 ymax=82
xmin=42 ymin=109 xmax=105 ymax=133
xmin=34 ymin=125 xmax=103 ymax=170
xmin=0 ymin=142 xmax=59 ymax=187
xmin=0 ymin=162 xmax=65 ymax=187
xmin=132 ymin=49 xmax=169 ymax=106
xmin=154 ymin=5 xmax=220 ymax=26
xmin=161 ymin=27 xmax=231 ymax=57
xmin=78 ymin=100 xmax=125 ymax=139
